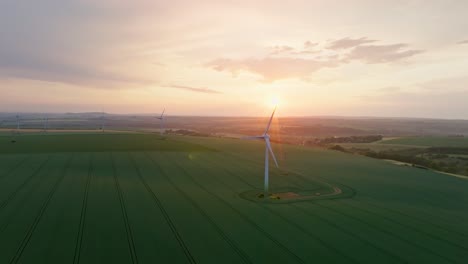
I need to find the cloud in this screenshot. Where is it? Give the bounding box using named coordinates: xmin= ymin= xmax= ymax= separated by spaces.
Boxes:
xmin=346 ymin=44 xmax=423 ymax=64
xmin=270 ymin=45 xmax=295 ymax=55
xmin=206 ymin=38 xmax=423 ymax=82
xmin=270 ymin=45 xmax=319 ymax=55
xmin=270 ymin=41 xmax=319 ymax=56
xmin=327 ymin=37 xmax=377 ymax=49
xmin=0 ymin=51 xmax=148 ymax=87
xmin=458 ymin=40 xmax=468 ymax=44
xmin=377 ymin=86 xmax=401 ymax=93
xmin=0 ymin=1 xmax=160 ymax=88
xmin=168 ymin=85 xmax=222 ymax=94
xmin=206 ymin=57 xmax=340 ymax=82
xmin=304 ymin=41 xmax=317 ymax=49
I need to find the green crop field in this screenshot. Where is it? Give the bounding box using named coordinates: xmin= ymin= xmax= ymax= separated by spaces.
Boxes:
xmin=382 ymin=136 xmax=468 ymax=148
xmin=1 ymin=133 xmax=468 ymax=263
xmin=338 ymin=142 xmax=427 ymax=151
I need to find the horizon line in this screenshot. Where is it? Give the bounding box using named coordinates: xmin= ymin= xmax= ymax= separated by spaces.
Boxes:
xmin=1 ymin=111 xmax=468 ymax=121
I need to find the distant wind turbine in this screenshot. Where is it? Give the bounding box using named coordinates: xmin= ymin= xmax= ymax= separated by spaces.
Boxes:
xmin=242 ymin=107 xmax=279 ymax=196
xmin=43 ymin=115 xmax=49 ymax=132
xmin=156 ymin=108 xmax=166 ymax=135
xmin=16 ymin=115 xmax=20 ymax=134
xmin=100 ymin=112 xmax=106 ymax=132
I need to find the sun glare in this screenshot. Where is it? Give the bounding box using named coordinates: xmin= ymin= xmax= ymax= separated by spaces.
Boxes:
xmin=268 ymin=96 xmax=281 ymax=108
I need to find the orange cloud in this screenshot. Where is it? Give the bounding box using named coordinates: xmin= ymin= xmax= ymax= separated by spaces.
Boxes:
xmin=206 ymin=57 xmax=340 ymax=82
xmin=206 ymin=38 xmax=423 ymax=82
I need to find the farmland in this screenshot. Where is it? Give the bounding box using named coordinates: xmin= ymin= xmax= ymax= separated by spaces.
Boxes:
xmin=381 ymin=136 xmax=468 ymax=148
xmin=1 ymin=133 xmax=468 ymax=263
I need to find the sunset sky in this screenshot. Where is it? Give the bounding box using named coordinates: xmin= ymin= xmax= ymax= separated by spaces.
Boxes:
xmin=1 ymin=1 xmax=468 ymax=118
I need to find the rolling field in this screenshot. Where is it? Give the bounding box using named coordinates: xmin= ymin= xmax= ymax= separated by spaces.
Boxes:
xmin=381 ymin=136 xmax=468 ymax=147
xmin=338 ymin=142 xmax=427 ymax=151
xmin=1 ymin=133 xmax=468 ymax=263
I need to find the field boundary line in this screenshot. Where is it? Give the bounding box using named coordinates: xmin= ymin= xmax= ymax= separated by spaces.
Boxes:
xmin=150 ymin=152 xmax=306 ymax=264
xmin=10 ymin=154 xmax=74 ymax=264
xmin=110 ymin=153 xmax=139 ymax=264
xmin=319 ymin=201 xmax=459 ymax=263
xmin=0 ymin=155 xmax=51 ymax=212
xmin=73 ymin=154 xmax=93 ymax=264
xmin=145 ymin=152 xmax=253 ymax=264
xmin=128 ymin=153 xmax=196 ymax=264
xmin=0 ymin=155 xmax=30 ymax=180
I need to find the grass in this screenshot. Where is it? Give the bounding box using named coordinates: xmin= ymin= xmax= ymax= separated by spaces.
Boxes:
xmin=0 ymin=133 xmax=214 ymax=153
xmin=0 ymin=133 xmax=467 ymax=263
xmin=338 ymin=143 xmax=427 ymax=151
xmin=381 ymin=136 xmax=468 ymax=147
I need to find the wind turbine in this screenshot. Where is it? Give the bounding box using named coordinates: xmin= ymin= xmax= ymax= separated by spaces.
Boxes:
xmin=16 ymin=115 xmax=20 ymax=134
xmin=43 ymin=115 xmax=49 ymax=132
xmin=100 ymin=112 xmax=106 ymax=132
xmin=155 ymin=108 xmax=166 ymax=135
xmin=242 ymin=107 xmax=279 ymax=197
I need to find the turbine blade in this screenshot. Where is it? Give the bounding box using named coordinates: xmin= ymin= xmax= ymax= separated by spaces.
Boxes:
xmin=161 ymin=108 xmax=166 ymax=118
xmin=264 ymin=106 xmax=277 ymax=135
xmin=241 ymin=136 xmax=264 ymax=140
xmin=265 ymin=139 xmax=279 ymax=168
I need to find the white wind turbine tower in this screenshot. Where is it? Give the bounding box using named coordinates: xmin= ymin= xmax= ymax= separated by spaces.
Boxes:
xmin=16 ymin=115 xmax=20 ymax=134
xmin=242 ymin=107 xmax=279 ymax=197
xmin=155 ymin=108 xmax=166 ymax=135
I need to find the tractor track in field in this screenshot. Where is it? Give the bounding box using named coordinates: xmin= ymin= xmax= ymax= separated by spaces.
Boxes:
xmin=338 ymin=199 xmax=468 ymax=253
xmin=233 ymin=144 xmax=468 ymax=225
xmin=153 ymin=153 xmax=306 ymax=264
xmin=218 ymin=153 xmax=309 ymax=192
xmin=195 ymin=154 xmax=363 ymax=263
xmin=197 ymin=153 xmax=364 ymax=263
xmin=110 ymin=153 xmax=139 ymax=264
xmin=0 ymin=155 xmax=51 ymax=212
xmin=381 ymin=180 xmax=468 ymax=212
xmin=198 ymin=154 xmax=421 ymax=263
xmin=289 ymin=203 xmax=407 ymax=263
xmin=258 ymin=204 xmax=361 ymax=264
xmin=316 ymin=201 xmax=460 ymax=263
xmin=10 ymin=154 xmax=73 ymax=264
xmin=128 ymin=153 xmax=196 ymax=264
xmin=144 ymin=152 xmax=253 ymax=264
xmin=207 ymin=152 xmax=353 ymax=199
xmin=197 ymin=152 xmax=298 ymax=192
xmin=355 ymin=198 xmax=468 ymax=239
xmin=203 ymin=152 xmax=268 ymax=188
xmin=372 ymin=203 xmax=468 ymax=234
xmin=0 ymin=155 xmax=30 ymax=180
xmin=73 ymin=154 xmax=93 ymax=264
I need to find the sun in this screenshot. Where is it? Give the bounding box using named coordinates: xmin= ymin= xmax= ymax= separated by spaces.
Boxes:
xmin=268 ymin=96 xmax=281 ymax=107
